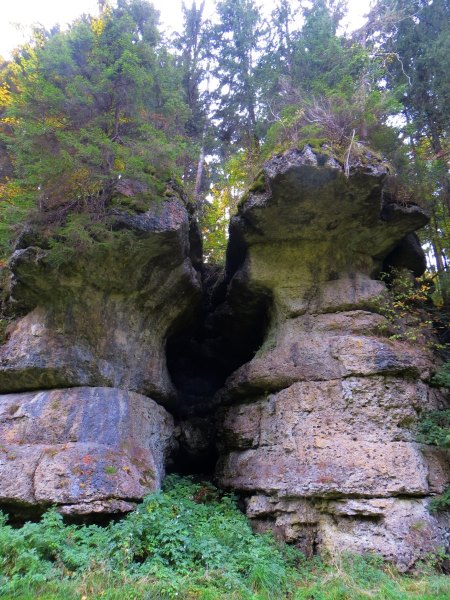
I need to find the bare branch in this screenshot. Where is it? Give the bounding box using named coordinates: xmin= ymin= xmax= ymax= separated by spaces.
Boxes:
xmin=344 ymin=129 xmax=355 ymax=178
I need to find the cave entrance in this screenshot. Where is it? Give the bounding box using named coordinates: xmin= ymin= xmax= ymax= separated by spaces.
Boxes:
xmin=165 ymin=264 xmax=272 ymax=474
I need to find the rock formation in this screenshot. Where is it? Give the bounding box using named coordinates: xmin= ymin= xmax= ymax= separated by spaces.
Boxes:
xmin=1 ymin=196 xmax=201 ymax=404
xmin=214 ymin=146 xmax=450 ymax=568
xmin=0 ymin=189 xmax=201 ymax=514
xmin=0 ymin=387 xmax=174 ymax=516
xmin=0 ymin=145 xmax=448 ymax=567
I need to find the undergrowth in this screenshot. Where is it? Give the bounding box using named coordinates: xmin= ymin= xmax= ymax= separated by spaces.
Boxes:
xmin=0 ymin=476 xmax=449 ymax=599
xmin=374 ymin=270 xmax=436 ymax=344
xmin=418 ymin=405 xmax=450 ymax=512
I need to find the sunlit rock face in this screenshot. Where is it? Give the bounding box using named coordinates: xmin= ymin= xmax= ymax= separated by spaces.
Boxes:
xmin=215 ymin=145 xmax=449 ymax=568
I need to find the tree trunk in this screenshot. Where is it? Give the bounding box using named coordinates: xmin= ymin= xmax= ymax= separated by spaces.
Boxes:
xmin=194 ymin=146 xmax=205 ymax=213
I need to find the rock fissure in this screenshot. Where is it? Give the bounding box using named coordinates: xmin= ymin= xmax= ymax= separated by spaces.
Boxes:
xmin=0 ymin=145 xmax=448 ymax=567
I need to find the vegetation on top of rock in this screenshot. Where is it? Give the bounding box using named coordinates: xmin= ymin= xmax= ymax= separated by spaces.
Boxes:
xmin=0 ymin=0 xmax=448 ymax=280
xmin=0 ymin=475 xmax=449 ymax=600
xmin=0 ymin=0 xmax=196 ymax=260
xmin=6 ymin=1 xmax=189 ymax=211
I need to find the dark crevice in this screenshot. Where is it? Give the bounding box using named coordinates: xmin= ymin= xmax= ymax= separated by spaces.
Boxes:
xmin=0 ymin=501 xmax=130 ymax=526
xmin=165 ymin=261 xmax=272 ymax=474
xmin=381 ymin=233 xmax=427 ymax=278
xmin=166 ymin=264 xmax=272 ymax=420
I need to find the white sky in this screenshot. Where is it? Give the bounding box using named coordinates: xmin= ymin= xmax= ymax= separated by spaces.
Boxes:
xmin=0 ymin=0 xmax=372 ymax=59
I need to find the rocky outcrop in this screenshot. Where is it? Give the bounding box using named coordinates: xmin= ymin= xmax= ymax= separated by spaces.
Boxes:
xmin=0 ymin=197 xmax=201 ymax=405
xmin=0 ymin=387 xmax=174 ymax=516
xmin=215 ymin=146 xmax=449 ymax=568
xmin=0 ymin=192 xmax=201 ymax=515
xmin=0 ymin=145 xmax=448 ymax=567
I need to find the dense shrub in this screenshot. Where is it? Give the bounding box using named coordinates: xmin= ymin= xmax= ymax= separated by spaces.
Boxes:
xmin=0 ymin=476 xmax=449 ymax=599
xmin=418 ymin=407 xmax=450 ymax=512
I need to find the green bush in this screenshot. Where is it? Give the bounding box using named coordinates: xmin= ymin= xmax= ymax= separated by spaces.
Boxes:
xmin=418 ymin=409 xmax=450 ymax=512
xmin=432 ymin=361 xmax=450 ymax=388
xmin=0 ymin=476 xmax=302 ymax=599
xmin=418 ymin=410 xmax=450 ymax=448
xmin=0 ymin=476 xmax=448 ymax=599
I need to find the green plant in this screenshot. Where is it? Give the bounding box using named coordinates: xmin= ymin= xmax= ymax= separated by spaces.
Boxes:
xmin=418 ymin=410 xmax=450 ymax=512
xmin=373 ymin=269 xmax=436 ymax=344
xmin=0 ymin=476 xmax=302 ymax=599
xmin=418 ymin=410 xmax=450 ymax=448
xmin=0 ymin=319 xmax=9 ymax=345
xmin=432 ymin=361 xmax=450 ymax=388
xmin=104 ymin=466 xmax=118 ymax=475
xmin=430 ymin=487 xmax=450 ymax=513
xmin=0 ymin=476 xmax=449 ymax=599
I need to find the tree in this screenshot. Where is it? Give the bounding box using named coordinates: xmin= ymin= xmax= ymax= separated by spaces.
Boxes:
xmin=5 ymin=0 xmax=190 ymax=217
xmin=174 ymin=1 xmax=211 ymax=207
xmin=261 ymin=0 xmax=388 ymax=157
xmin=210 ymin=0 xmax=265 ymax=157
xmin=366 ymin=0 xmax=450 ymax=299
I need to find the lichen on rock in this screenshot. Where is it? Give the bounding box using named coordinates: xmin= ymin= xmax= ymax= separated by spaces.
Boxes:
xmin=0 ymin=197 xmax=202 ymax=405
xmin=0 ymin=387 xmax=174 ymax=516
xmin=0 ymin=190 xmax=201 ymax=516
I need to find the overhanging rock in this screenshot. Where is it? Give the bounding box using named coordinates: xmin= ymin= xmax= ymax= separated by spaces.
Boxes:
xmin=215 ymin=145 xmax=449 ymax=568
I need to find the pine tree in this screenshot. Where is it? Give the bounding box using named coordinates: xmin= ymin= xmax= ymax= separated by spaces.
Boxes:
xmin=366 ymin=0 xmax=450 ymax=298
xmin=5 ymin=0 xmax=189 ymax=216
xmin=175 ymin=1 xmax=210 ymax=207
xmin=210 ymin=0 xmax=265 ymax=156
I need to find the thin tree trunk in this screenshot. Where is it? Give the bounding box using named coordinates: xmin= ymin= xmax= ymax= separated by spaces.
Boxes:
xmin=194 ymin=146 xmax=205 ymax=213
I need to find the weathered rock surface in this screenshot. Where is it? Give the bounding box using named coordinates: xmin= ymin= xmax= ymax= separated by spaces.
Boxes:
xmin=0 ymin=192 xmax=200 ymax=515
xmin=0 ymin=387 xmax=174 ymax=515
xmin=0 ymin=143 xmax=448 ymax=566
xmin=215 ymin=145 xmax=449 ymax=567
xmin=0 ymin=198 xmax=201 ymax=405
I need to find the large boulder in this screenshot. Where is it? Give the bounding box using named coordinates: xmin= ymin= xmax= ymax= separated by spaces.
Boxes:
xmin=0 ymin=387 xmax=174 ymax=516
xmin=215 ymin=145 xmax=449 ymax=567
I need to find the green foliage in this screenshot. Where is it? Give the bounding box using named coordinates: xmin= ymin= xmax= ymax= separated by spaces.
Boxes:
xmin=429 ymin=487 xmax=450 ymax=514
xmin=0 ymin=476 xmax=302 ymax=598
xmin=201 ymin=191 xmax=229 ymax=264
xmin=418 ymin=410 xmax=450 ymax=448
xmin=0 ymin=187 xmax=34 ymax=260
xmin=0 ymin=479 xmax=448 ymax=599
xmin=3 ymin=1 xmax=191 ymax=221
xmin=418 ymin=410 xmax=450 ymax=512
xmin=367 ymin=0 xmax=450 ymax=299
xmin=43 ymin=212 xmax=124 ymax=268
xmin=373 ymin=270 xmax=435 ymax=343
xmin=0 ymin=0 xmax=448 ymax=274
xmin=0 ymin=1 xmax=200 ymax=260
xmin=210 ymin=0 xmax=264 ymax=152
xmin=293 ymin=552 xmax=450 ymax=600
xmin=432 ymin=361 xmax=450 ymax=388
xmin=0 ymin=319 xmax=9 ymax=345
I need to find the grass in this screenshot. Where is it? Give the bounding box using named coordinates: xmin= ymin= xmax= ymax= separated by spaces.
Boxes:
xmin=0 ymin=476 xmax=448 ymax=600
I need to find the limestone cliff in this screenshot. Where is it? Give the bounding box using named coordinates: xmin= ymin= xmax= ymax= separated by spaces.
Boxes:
xmin=0 ymin=146 xmax=448 ymax=568
xmin=0 ymin=189 xmax=201 ymax=514
xmin=214 ymin=146 xmax=449 ymax=568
